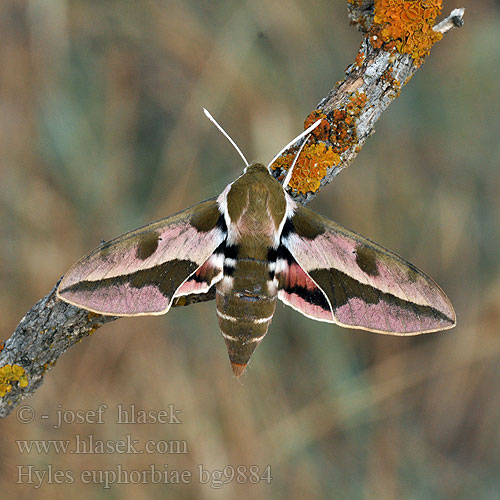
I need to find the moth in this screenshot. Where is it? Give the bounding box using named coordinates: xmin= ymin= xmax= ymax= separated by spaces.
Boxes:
xmin=57 ymin=110 xmax=456 ymax=377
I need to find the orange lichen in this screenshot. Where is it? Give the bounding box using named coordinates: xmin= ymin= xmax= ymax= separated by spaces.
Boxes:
xmin=380 ymin=67 xmax=402 ymax=94
xmin=354 ymin=51 xmax=366 ymax=68
xmin=329 ymin=91 xmax=367 ymax=154
xmin=304 ymin=110 xmax=330 ymax=141
xmin=372 ymin=0 xmax=443 ymax=66
xmin=330 ymin=109 xmax=351 ymax=153
xmin=272 ymin=92 xmax=367 ymax=195
xmin=370 ymin=34 xmax=384 ymax=49
xmin=347 ymin=91 xmax=367 ymax=112
xmin=272 ymin=143 xmax=340 ymax=195
xmin=381 ymin=66 xmax=394 ymax=82
xmin=0 ymin=364 xmax=28 ymax=397
xmin=0 ymin=342 xmax=4 ymax=354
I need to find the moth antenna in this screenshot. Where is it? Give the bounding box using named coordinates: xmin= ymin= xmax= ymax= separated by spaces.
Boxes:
xmin=267 ymin=118 xmax=322 ymax=173
xmin=203 ymin=108 xmax=249 ymax=167
xmin=282 ymin=133 xmax=311 ymax=189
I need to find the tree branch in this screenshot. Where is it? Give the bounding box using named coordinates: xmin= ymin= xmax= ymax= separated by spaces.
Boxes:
xmin=270 ymin=2 xmax=465 ymax=204
xmin=0 ymin=1 xmax=464 ymax=418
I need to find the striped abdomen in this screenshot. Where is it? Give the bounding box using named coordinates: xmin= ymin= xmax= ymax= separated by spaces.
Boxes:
xmin=216 ymin=256 xmax=277 ymax=377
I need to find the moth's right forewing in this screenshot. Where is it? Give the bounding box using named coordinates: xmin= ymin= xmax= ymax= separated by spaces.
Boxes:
xmin=281 ymin=205 xmax=456 ymax=335
xmin=57 ymin=199 xmax=226 ymax=316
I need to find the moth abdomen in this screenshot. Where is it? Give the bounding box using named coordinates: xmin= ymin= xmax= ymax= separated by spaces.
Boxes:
xmin=216 ymin=291 xmax=277 ymax=377
xmin=215 ymin=255 xmax=278 ymax=376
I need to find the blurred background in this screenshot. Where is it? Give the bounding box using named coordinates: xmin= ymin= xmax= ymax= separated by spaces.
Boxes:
xmin=1 ymin=0 xmax=499 ymax=498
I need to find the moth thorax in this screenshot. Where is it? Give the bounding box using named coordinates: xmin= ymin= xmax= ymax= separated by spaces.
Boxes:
xmin=226 ymin=165 xmax=286 ymax=241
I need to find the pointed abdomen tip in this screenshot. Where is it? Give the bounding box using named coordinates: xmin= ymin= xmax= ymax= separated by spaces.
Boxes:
xmin=231 ymin=362 xmax=247 ymax=378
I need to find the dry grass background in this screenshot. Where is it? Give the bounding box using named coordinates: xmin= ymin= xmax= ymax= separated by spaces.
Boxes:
xmin=0 ymin=0 xmax=499 ymax=498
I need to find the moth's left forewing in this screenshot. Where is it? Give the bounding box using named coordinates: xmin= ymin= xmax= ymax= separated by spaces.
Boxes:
xmin=280 ymin=205 xmax=456 ymax=335
xmin=57 ymin=199 xmax=226 ymax=316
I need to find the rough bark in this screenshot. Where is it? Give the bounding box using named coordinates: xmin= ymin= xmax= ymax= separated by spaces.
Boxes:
xmin=0 ymin=3 xmax=464 ymax=418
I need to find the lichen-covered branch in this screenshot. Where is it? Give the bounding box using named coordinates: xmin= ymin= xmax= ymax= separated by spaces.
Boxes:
xmin=270 ymin=1 xmax=465 ymax=204
xmin=0 ymin=281 xmax=117 ymax=417
xmin=0 ymin=1 xmax=464 ymax=418
xmin=0 ymin=284 xmax=214 ymax=418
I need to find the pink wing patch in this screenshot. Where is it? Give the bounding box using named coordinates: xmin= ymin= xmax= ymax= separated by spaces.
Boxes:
xmin=62 ymin=283 xmax=168 ymax=316
xmin=277 ymin=259 xmax=334 ymax=322
xmin=174 ymin=253 xmax=223 ymax=297
xmin=333 ymin=297 xmax=453 ymax=335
